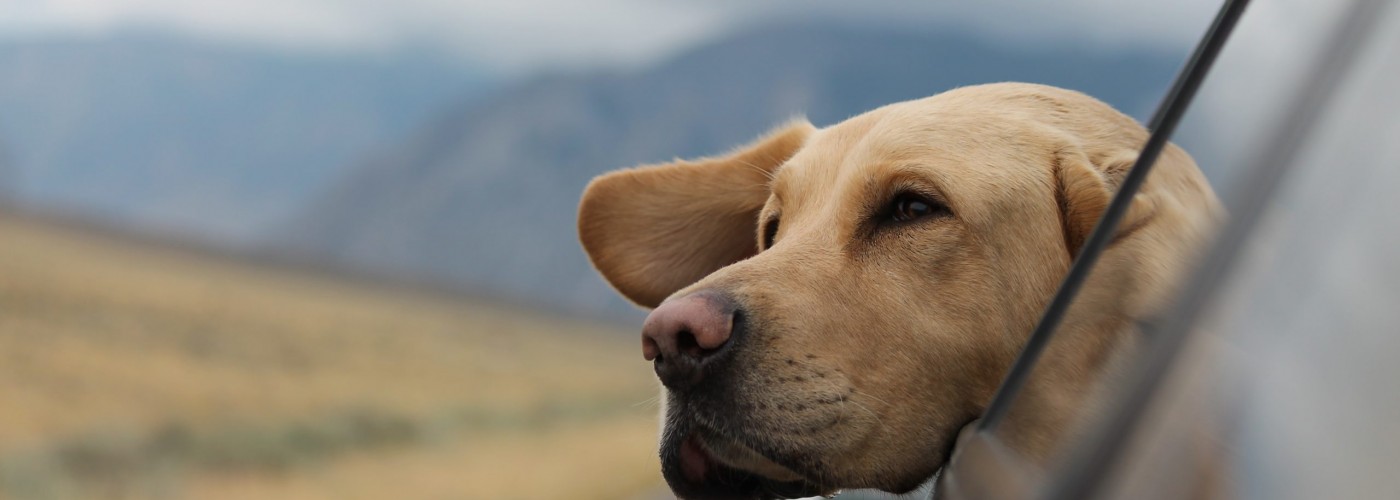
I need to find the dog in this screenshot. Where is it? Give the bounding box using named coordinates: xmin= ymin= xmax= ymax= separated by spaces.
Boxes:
xmin=577 ymin=83 xmax=1221 ymax=498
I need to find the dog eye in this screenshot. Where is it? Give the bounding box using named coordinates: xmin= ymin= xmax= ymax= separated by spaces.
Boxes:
xmin=762 ymin=217 xmax=780 ymax=249
xmin=889 ymin=193 xmax=946 ymax=223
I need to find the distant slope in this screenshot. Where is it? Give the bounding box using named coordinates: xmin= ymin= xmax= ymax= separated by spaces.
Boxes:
xmin=276 ymin=23 xmax=1184 ymax=318
xmin=0 ymin=34 xmax=489 ymax=243
xmin=0 ymin=210 xmax=659 ymax=499
xmin=0 ymin=141 xmax=13 ymax=199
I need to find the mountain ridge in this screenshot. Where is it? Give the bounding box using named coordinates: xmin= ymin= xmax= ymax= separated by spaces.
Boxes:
xmin=273 ymin=22 xmax=1185 ymax=319
xmin=0 ymin=33 xmax=491 ymax=242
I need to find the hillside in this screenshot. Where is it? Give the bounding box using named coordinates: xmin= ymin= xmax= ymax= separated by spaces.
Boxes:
xmin=0 ymin=211 xmax=662 ymax=499
xmin=0 ymin=35 xmax=488 ymax=243
xmin=274 ymin=23 xmax=1185 ymax=318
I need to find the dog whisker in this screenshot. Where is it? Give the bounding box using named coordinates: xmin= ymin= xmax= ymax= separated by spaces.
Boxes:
xmin=735 ymin=157 xmax=778 ymax=182
xmin=850 ymin=389 xmax=893 ymax=408
xmin=846 ymin=398 xmax=884 ymax=429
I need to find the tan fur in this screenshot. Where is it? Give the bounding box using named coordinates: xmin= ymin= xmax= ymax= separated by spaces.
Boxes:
xmin=578 ymin=83 xmax=1220 ymax=492
xmin=579 ymin=120 xmax=815 ymax=307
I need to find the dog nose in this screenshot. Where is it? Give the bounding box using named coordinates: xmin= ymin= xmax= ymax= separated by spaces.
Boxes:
xmin=641 ymin=290 xmax=738 ymax=390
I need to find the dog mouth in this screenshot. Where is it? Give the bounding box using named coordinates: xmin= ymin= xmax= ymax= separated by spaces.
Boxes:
xmin=663 ymin=425 xmax=832 ymax=499
xmin=663 ymin=416 xmax=971 ymax=499
xmin=694 ymin=431 xmax=805 ymax=482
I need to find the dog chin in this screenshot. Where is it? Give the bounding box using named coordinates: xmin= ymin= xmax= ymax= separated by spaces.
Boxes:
xmin=659 ymin=426 xmax=833 ymax=500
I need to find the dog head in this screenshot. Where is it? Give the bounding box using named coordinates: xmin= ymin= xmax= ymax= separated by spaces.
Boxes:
xmin=578 ymin=83 xmax=1220 ymax=498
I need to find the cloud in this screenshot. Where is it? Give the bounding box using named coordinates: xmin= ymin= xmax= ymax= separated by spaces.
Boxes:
xmin=3 ymin=0 xmax=391 ymax=50
xmin=3 ymin=0 xmax=1223 ymax=72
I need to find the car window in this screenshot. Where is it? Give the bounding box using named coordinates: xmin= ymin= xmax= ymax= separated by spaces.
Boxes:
xmin=1100 ymin=2 xmax=1400 ymax=498
xmin=941 ymin=1 xmax=1399 ymax=499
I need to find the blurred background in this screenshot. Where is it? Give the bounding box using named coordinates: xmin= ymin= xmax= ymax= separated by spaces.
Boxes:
xmin=0 ymin=1 xmax=1334 ymax=498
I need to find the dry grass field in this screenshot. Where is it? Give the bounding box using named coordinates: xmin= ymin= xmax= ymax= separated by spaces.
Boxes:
xmin=0 ymin=212 xmax=664 ymax=499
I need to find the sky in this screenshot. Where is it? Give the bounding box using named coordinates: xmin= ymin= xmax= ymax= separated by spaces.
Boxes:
xmin=2 ymin=0 xmax=1225 ymax=73
xmin=0 ymin=0 xmax=1357 ymax=170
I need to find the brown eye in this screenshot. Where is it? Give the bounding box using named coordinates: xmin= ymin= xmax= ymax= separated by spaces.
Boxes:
xmin=889 ymin=193 xmax=943 ymax=223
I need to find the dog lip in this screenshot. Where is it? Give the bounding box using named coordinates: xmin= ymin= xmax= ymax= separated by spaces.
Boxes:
xmin=679 ymin=433 xmax=712 ymax=483
xmin=696 ymin=431 xmax=805 ymax=483
xmin=663 ymin=426 xmax=829 ymax=499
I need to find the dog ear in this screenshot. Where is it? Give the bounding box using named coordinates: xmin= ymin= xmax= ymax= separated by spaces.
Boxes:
xmin=1053 ymin=148 xmax=1156 ymax=258
xmin=578 ymin=120 xmax=815 ymax=308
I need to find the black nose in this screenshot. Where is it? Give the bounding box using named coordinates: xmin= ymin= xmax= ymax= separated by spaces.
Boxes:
xmin=641 ymin=290 xmax=739 ymax=391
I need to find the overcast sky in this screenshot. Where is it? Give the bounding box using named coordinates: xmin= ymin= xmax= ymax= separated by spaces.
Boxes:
xmin=3 ymin=0 xmax=1223 ymax=72
xmin=0 ymin=0 xmax=1358 ymax=169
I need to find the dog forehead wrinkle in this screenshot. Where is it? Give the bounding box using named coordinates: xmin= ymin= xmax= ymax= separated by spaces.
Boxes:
xmin=775 ymin=113 xmax=889 ymax=205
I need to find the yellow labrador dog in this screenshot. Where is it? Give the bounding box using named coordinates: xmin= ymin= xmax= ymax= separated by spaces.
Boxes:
xmin=577 ymin=83 xmax=1220 ymax=498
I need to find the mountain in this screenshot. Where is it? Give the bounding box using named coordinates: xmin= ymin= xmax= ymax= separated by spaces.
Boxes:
xmin=0 ymin=143 xmax=13 ymax=199
xmin=275 ymin=23 xmax=1185 ymax=318
xmin=0 ymin=34 xmax=490 ymax=243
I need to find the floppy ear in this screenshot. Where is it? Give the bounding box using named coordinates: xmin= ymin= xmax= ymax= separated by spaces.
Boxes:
xmin=578 ymin=120 xmax=815 ymax=308
xmin=1053 ymin=148 xmax=1156 ymax=258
